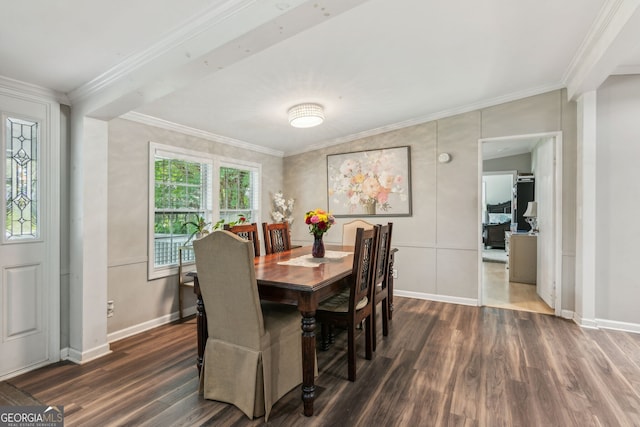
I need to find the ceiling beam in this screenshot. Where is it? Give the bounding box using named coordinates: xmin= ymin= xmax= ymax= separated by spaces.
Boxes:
xmin=71 ymin=0 xmax=370 ymax=120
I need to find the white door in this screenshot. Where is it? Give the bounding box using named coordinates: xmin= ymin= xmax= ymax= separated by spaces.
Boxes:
xmin=0 ymin=93 xmax=60 ymax=379
xmin=535 ymin=137 xmax=555 ymax=308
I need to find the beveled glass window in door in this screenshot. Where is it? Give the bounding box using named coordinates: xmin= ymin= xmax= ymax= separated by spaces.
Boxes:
xmin=4 ymin=117 xmax=39 ymax=240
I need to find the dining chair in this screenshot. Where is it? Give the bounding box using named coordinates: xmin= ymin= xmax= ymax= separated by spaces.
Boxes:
xmin=177 ymin=246 xmax=195 ymax=320
xmin=193 ymin=230 xmax=303 ymax=421
xmin=342 ymin=219 xmax=374 ymax=246
xmin=224 ymin=222 xmax=261 ymax=257
xmin=316 ymin=226 xmax=379 ymax=382
xmin=262 ymin=222 xmax=291 ymax=255
xmin=371 ymin=223 xmax=393 ymax=351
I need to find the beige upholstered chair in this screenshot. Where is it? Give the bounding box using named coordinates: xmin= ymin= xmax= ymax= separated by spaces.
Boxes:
xmin=342 ymin=219 xmax=374 ymax=246
xmin=193 ymin=230 xmax=303 ymax=421
xmin=316 ymin=226 xmax=379 ymax=381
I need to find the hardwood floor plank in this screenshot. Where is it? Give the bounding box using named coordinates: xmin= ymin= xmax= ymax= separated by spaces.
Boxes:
xmin=0 ymin=381 xmax=41 ymax=405
xmin=4 ymin=299 xmax=640 ymax=426
xmin=590 ymin=329 xmax=640 ymax=395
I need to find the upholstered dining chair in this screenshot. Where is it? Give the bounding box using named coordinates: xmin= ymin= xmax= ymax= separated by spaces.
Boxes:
xmin=262 ymin=222 xmax=291 ymax=255
xmin=342 ymin=219 xmax=374 ymax=246
xmin=316 ymin=226 xmax=379 ymax=382
xmin=193 ymin=230 xmax=303 ymax=421
xmin=223 ymin=222 xmax=261 ymax=257
xmin=371 ymin=223 xmax=393 ymax=351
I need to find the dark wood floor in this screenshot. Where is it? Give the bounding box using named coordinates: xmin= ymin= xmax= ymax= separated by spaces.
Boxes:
xmin=6 ymin=297 xmax=640 ymax=426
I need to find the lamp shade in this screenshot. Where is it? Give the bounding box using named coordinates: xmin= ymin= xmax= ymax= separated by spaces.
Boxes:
xmin=523 ymin=201 xmax=537 ymax=217
xmin=288 ymin=103 xmax=324 ymax=128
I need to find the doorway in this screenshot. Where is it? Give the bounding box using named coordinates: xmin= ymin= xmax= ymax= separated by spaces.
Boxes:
xmin=478 ymin=132 xmax=562 ymax=316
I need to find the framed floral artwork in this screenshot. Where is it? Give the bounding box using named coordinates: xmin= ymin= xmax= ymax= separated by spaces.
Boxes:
xmin=327 ymin=146 xmax=412 ymax=217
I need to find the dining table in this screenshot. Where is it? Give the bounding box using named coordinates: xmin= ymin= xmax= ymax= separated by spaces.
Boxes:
xmin=189 ymin=244 xmax=355 ymax=417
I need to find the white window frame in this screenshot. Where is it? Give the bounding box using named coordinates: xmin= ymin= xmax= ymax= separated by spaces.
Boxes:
xmin=148 ymin=142 xmax=261 ymax=280
xmin=214 ymin=157 xmax=261 ymax=225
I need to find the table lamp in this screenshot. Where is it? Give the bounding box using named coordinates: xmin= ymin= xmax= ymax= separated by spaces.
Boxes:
xmin=523 ymin=201 xmax=538 ymax=234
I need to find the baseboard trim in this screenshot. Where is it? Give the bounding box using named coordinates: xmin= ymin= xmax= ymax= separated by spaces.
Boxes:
xmin=561 ymin=309 xmax=575 ymax=320
xmin=596 ymin=318 xmax=640 ymax=334
xmin=66 ymin=343 xmax=112 ymax=364
xmin=394 ymin=290 xmax=478 ymax=306
xmin=573 ymin=312 xmax=599 ymax=329
xmin=107 ymin=306 xmax=196 ymax=343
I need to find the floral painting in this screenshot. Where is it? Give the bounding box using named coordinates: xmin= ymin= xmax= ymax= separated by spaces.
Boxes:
xmin=327 ymin=146 xmax=412 ymax=217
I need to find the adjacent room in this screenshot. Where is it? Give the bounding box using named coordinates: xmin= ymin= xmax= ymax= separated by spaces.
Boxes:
xmin=2 ymin=1 xmax=640 ymax=425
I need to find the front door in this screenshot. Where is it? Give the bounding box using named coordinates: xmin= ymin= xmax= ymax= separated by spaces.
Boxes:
xmin=0 ymin=92 xmax=60 ymax=379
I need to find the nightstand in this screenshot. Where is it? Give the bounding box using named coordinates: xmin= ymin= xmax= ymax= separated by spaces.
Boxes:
xmin=507 ymin=233 xmax=537 ymax=284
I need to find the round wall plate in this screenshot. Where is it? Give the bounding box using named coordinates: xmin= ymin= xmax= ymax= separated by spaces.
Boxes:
xmin=438 ymin=152 xmax=451 ymax=163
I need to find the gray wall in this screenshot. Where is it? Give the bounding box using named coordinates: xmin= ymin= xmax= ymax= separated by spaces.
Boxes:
xmin=483 ymin=152 xmax=532 ymax=173
xmin=483 ymin=174 xmax=513 ymax=206
xmin=596 ymin=75 xmax=640 ymax=324
xmin=106 ymin=118 xmax=284 ymax=334
xmin=284 ymin=89 xmax=577 ymax=308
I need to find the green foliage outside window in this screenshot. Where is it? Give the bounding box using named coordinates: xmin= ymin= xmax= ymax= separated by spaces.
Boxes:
xmin=152 ymin=154 xmax=257 ymax=269
xmin=219 ymin=166 xmax=253 ymax=222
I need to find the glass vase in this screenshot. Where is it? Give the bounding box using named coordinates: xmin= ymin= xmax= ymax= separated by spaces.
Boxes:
xmin=312 ymin=233 xmax=325 ymax=258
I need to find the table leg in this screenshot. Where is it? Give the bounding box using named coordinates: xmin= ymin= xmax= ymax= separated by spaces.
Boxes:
xmin=301 ymin=310 xmax=316 ymax=417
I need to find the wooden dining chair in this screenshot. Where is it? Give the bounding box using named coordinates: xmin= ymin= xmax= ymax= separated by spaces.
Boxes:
xmin=224 ymin=222 xmax=260 ymax=257
xmin=177 ymin=246 xmax=195 ymax=320
xmin=193 ymin=230 xmax=303 ymax=421
xmin=371 ymin=222 xmax=393 ymax=351
xmin=262 ymin=222 xmax=291 ymax=255
xmin=316 ymin=226 xmax=379 ymax=382
xmin=342 ymin=219 xmax=374 ymax=246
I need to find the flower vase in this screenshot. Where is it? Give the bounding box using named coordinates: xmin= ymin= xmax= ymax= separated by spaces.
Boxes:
xmin=312 ymin=233 xmax=325 ymax=258
xmin=364 ymin=201 xmax=376 ymax=215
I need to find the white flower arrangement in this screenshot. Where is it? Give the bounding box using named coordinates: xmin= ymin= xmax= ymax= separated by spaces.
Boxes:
xmin=271 ymin=191 xmax=295 ymax=225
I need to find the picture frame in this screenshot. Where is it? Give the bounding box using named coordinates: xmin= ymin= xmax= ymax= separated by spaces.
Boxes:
xmin=327 ymin=146 xmax=412 ymax=217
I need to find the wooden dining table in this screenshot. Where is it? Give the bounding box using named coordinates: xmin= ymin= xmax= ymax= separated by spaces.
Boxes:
xmin=190 ymin=244 xmax=355 ymax=417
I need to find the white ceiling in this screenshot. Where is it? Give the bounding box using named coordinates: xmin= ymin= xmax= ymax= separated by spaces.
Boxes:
xmin=2 ymin=0 xmax=640 ymax=156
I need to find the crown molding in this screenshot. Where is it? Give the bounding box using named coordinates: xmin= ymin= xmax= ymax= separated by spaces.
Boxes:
xmin=124 ymin=83 xmax=562 ymax=159
xmin=67 ymin=0 xmax=258 ymax=104
xmin=284 ymin=83 xmax=564 ymax=157
xmin=120 ymin=111 xmax=284 ymax=157
xmin=611 ymin=64 xmax=640 ymax=74
xmin=562 ymin=0 xmax=624 ymax=84
xmin=563 ymin=0 xmax=640 ymax=98
xmin=0 ymin=75 xmax=69 ymax=104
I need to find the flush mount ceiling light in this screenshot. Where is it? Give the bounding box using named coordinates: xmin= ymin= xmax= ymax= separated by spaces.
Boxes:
xmin=288 ymin=103 xmax=324 ymax=128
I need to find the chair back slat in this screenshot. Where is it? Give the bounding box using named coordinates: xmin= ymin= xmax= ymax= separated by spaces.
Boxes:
xmin=373 ymin=223 xmax=393 ymax=291
xmin=350 ymin=227 xmax=378 ymax=317
xmin=224 ymin=222 xmax=260 ymax=257
xmin=262 ymin=222 xmax=291 ymax=255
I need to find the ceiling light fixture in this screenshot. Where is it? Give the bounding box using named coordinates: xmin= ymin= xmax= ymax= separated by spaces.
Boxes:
xmin=288 ymin=103 xmax=324 ymax=128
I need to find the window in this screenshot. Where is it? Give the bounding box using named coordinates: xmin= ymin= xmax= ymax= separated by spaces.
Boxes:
xmin=148 ymin=143 xmax=260 ymax=279
xmin=218 ymin=162 xmax=260 ymax=224
xmin=4 ymin=116 xmax=40 ymax=242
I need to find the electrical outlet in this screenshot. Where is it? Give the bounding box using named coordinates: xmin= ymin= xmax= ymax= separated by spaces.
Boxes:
xmin=107 ymin=300 xmax=114 ymax=318
xmin=392 ymin=268 xmax=398 ymax=279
